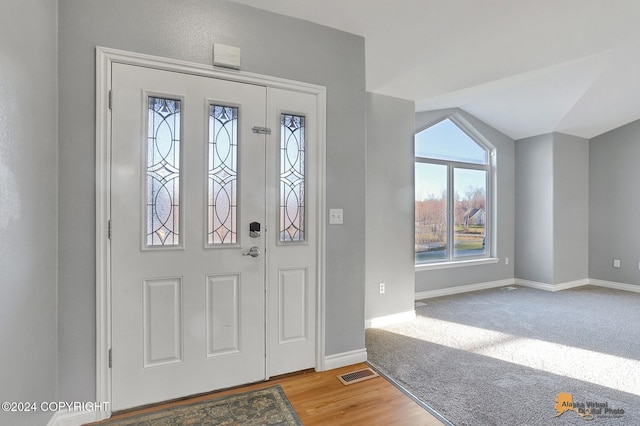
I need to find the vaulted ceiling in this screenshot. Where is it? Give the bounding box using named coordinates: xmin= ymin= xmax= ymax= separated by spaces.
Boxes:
xmin=228 ymin=0 xmax=640 ymax=139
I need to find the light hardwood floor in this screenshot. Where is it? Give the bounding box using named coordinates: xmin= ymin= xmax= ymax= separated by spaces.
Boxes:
xmin=91 ymin=363 xmax=445 ymax=425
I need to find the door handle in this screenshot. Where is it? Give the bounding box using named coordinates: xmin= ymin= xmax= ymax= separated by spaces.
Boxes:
xmin=242 ymin=246 xmax=261 ymax=258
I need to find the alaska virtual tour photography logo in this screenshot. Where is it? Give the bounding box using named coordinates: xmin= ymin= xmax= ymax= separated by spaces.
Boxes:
xmin=553 ymin=392 xmax=625 ymax=421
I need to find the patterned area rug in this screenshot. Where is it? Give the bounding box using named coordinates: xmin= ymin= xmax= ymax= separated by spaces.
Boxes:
xmin=100 ymin=385 xmax=302 ymax=425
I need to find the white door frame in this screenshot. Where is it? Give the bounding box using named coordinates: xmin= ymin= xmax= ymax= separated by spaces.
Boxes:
xmin=95 ymin=46 xmax=326 ymax=420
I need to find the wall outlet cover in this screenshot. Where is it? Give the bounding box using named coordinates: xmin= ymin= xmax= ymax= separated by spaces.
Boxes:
xmin=329 ymin=208 xmax=343 ymax=224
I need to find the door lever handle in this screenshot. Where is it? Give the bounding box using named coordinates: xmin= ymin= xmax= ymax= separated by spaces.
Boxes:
xmin=242 ymin=246 xmax=261 ymax=258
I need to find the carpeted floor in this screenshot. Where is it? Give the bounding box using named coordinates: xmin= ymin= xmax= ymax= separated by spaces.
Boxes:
xmin=95 ymin=385 xmax=302 ymax=425
xmin=366 ymin=285 xmax=640 ymax=426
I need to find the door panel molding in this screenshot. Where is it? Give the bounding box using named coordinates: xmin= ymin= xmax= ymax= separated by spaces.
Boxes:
xmin=278 ymin=268 xmax=308 ymax=343
xmin=205 ymin=273 xmax=241 ymax=357
xmin=142 ymin=277 xmax=183 ymax=368
xmin=96 ymin=46 xmax=326 ymax=420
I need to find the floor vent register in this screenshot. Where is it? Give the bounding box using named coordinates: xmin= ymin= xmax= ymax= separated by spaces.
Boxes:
xmin=337 ymin=367 xmax=379 ymax=385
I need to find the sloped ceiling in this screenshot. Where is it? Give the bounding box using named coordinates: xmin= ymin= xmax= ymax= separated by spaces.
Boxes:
xmin=227 ymin=0 xmax=640 ymax=139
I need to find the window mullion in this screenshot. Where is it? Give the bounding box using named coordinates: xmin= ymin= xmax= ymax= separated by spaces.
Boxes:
xmin=447 ymin=164 xmax=454 ymax=261
xmin=416 ymin=157 xmax=488 ymax=171
xmin=415 ymin=157 xmax=449 ymax=167
xmin=485 ymin=164 xmax=492 ymax=257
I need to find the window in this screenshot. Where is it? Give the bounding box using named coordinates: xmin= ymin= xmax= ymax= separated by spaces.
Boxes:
xmin=415 ymin=116 xmax=492 ymax=265
xmin=208 ymin=105 xmax=238 ymax=245
xmin=280 ymin=113 xmax=306 ymax=243
xmin=146 ymin=96 xmax=181 ymax=247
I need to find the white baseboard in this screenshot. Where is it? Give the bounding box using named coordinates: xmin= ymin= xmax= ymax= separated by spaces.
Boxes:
xmin=415 ymin=278 xmax=515 ymax=300
xmin=589 ymin=278 xmax=640 ymax=292
xmin=513 ymin=279 xmax=555 ymax=291
xmin=415 ymin=277 xmax=639 ymax=301
xmin=322 ymin=348 xmax=367 ymax=371
xmin=47 ymin=409 xmax=101 ymax=426
xmin=515 ymin=278 xmax=589 ymax=291
xmin=365 ymin=310 xmax=416 ymax=329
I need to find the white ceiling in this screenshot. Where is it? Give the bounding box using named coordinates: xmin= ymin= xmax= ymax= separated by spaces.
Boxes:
xmin=228 ymin=0 xmax=640 ymax=139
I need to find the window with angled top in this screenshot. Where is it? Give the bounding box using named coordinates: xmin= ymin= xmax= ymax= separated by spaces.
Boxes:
xmin=415 ymin=115 xmax=494 ymax=266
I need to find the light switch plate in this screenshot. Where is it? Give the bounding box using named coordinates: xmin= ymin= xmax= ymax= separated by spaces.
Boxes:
xmin=329 ymin=208 xmax=343 ymax=225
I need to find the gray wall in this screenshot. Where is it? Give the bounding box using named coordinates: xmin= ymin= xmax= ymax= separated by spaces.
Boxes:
xmin=365 ymin=93 xmax=415 ymax=322
xmin=515 ymin=133 xmax=589 ymax=285
xmin=10 ymin=0 xmax=632 ymax=417
xmin=0 ymin=1 xmax=59 ymax=425
xmin=58 ymin=0 xmax=366 ymax=401
xmin=590 ymin=120 xmax=640 ymax=286
xmin=554 ymin=133 xmax=589 ymax=284
xmin=414 ymin=109 xmax=515 ymax=292
xmin=515 ymin=134 xmax=554 ymax=284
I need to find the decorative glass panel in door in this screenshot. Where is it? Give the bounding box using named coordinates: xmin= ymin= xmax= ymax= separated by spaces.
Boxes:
xmin=208 ymin=105 xmax=238 ymax=245
xmin=280 ymin=114 xmax=305 ymax=242
xmin=146 ymin=97 xmax=181 ymax=247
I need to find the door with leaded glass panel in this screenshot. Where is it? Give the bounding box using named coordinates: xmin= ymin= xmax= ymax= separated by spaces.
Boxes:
xmin=266 ymin=88 xmax=318 ymax=377
xmin=110 ymin=63 xmax=317 ymax=411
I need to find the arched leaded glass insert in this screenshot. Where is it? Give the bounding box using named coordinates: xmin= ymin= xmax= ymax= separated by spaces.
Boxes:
xmin=208 ymin=105 xmax=238 ymax=245
xmin=280 ymin=113 xmax=305 ymax=242
xmin=415 ymin=117 xmax=491 ymax=264
xmin=146 ymin=96 xmax=181 ymax=247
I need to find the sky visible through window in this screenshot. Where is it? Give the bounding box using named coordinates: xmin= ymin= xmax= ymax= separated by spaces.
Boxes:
xmin=415 ymin=119 xmax=487 ymax=201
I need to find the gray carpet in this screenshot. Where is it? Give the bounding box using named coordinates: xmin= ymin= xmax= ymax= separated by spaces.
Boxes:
xmin=366 ymin=285 xmax=640 ymax=425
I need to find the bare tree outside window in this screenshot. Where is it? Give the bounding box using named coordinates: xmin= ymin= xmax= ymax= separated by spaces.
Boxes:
xmin=415 ymin=117 xmax=492 ymax=264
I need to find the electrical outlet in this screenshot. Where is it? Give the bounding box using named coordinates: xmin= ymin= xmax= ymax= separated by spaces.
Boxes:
xmin=379 ymin=282 xmax=385 ymax=294
xmin=329 ymin=208 xmax=343 ymax=225
xmin=613 ymin=259 xmax=621 ymax=268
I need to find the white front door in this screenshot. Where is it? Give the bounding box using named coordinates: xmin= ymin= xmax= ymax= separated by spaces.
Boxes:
xmin=110 ymin=63 xmax=317 ymax=411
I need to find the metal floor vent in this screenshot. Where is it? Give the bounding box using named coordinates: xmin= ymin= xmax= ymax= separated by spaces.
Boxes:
xmin=337 ymin=367 xmax=379 ymax=385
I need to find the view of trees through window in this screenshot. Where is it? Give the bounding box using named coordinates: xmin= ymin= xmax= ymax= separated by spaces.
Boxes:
xmin=415 ymin=118 xmax=490 ymax=264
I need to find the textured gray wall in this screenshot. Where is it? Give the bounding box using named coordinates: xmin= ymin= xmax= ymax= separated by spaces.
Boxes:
xmin=590 ymin=120 xmax=640 ymax=286
xmin=553 ymin=133 xmax=589 ymax=284
xmin=58 ymin=0 xmax=366 ymax=401
xmin=414 ymin=109 xmax=515 ymax=292
xmin=515 ymin=133 xmax=589 ymax=285
xmin=515 ymin=134 xmax=554 ymax=284
xmin=0 ymin=1 xmax=58 ymax=425
xmin=365 ymin=93 xmax=415 ymax=322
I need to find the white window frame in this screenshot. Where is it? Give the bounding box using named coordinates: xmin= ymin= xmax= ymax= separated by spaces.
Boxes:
xmin=415 ymin=114 xmax=498 ymax=271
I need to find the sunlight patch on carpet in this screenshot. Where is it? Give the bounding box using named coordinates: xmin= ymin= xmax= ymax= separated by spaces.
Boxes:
xmin=408 ymin=317 xmax=640 ymax=396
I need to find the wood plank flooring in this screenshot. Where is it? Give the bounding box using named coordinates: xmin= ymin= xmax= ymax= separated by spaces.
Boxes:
xmin=90 ymin=363 xmax=445 ymax=425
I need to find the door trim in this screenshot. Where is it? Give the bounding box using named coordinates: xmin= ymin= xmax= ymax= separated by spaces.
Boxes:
xmin=95 ymin=46 xmax=327 ymax=420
